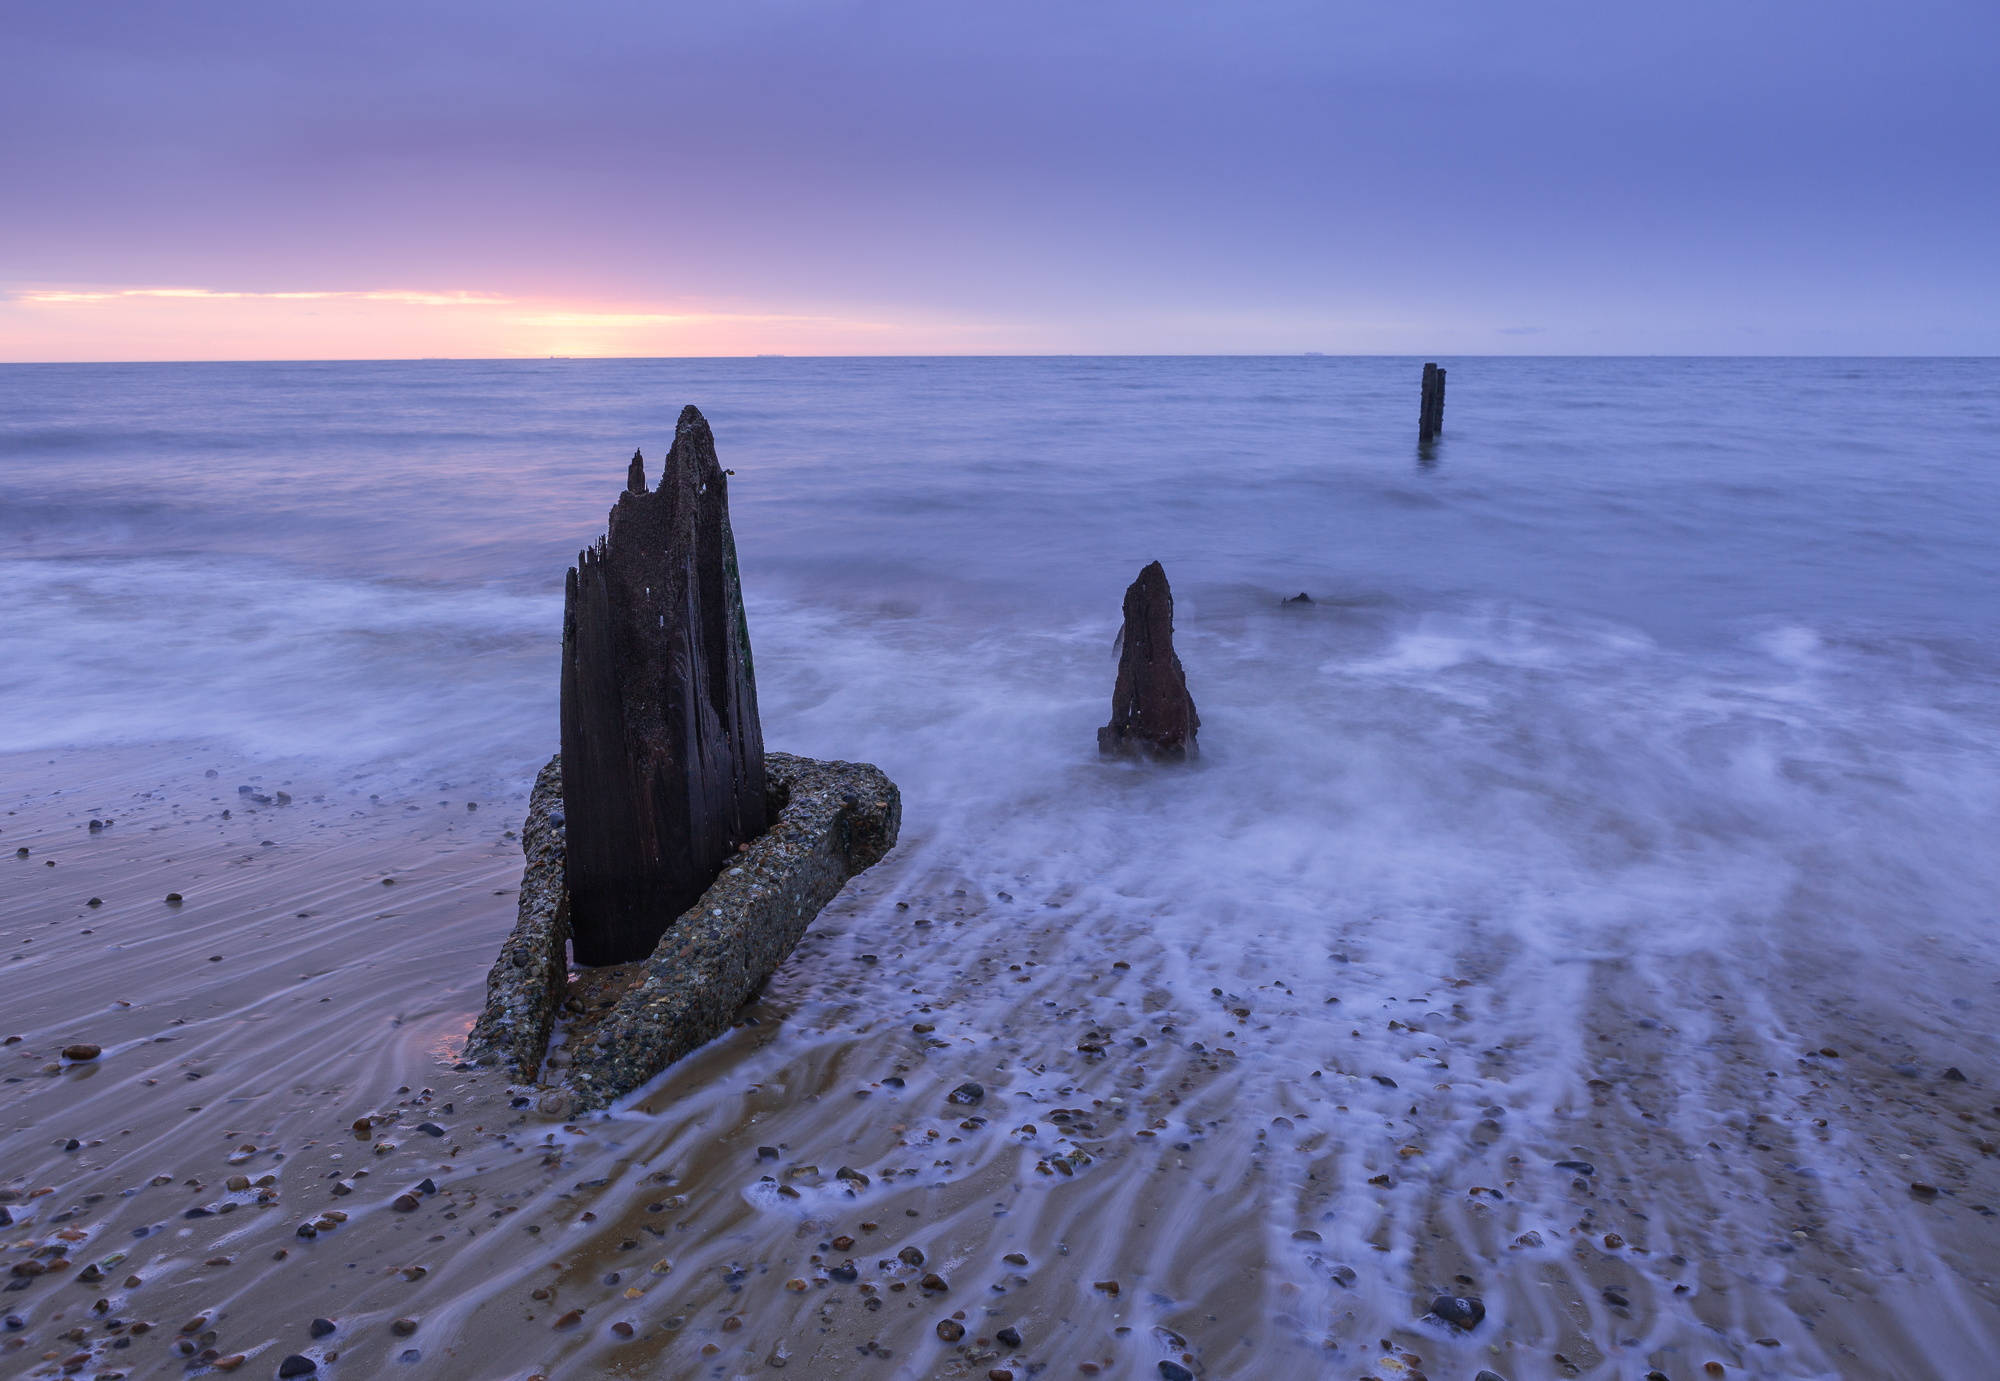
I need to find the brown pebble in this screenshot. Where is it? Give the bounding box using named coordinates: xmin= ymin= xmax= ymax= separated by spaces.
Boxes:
xmin=124 ymin=1275 xmax=143 ymax=1288
xmin=225 ymin=1176 xmax=250 ymax=1192
xmin=1603 ymin=1233 xmax=1625 ymax=1250
xmin=611 ymin=1322 xmax=634 ymax=1338
xmin=921 ymin=1272 xmax=948 ymax=1291
xmin=391 ymin=1318 xmax=418 ymax=1336
xmin=859 ymin=1221 xmax=878 ymax=1232
xmin=1092 ymin=1280 xmax=1120 ymax=1296
xmin=935 ymin=1320 xmax=965 ymax=1342
xmin=60 ymin=1044 xmax=101 ymax=1062
xmin=392 ymin=1194 xmax=420 ymax=1212
xmin=721 ymin=1316 xmax=743 ymax=1333
xmin=1003 ymin=1253 xmax=1028 ymax=1266
xmin=898 ymin=1246 xmax=925 ymax=1267
xmin=214 ymin=1356 xmax=246 ymax=1372
xmin=182 ymin=1315 xmax=210 ymax=1333
xmin=530 ymin=1288 xmax=549 ymax=1301
xmin=830 ymin=1235 xmax=854 ymax=1251
xmin=1911 ymin=1182 xmax=1940 ymax=1197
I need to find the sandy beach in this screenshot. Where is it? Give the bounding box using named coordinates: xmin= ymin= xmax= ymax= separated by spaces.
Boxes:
xmin=6 ymin=734 xmax=1999 ymax=1381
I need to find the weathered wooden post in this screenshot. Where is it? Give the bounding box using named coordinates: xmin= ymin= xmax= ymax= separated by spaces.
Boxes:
xmin=1098 ymin=561 xmax=1200 ymax=759
xmin=1419 ymin=362 xmax=1447 ymax=442
xmin=560 ymin=405 xmax=768 ymax=965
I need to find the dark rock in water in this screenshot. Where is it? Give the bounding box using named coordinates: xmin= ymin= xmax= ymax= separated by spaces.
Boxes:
xmin=898 ymin=1246 xmax=925 ymax=1267
xmin=1098 ymin=562 xmax=1198 ymax=760
xmin=61 ymin=1044 xmax=100 ymax=1061
xmin=1329 ymin=1264 xmax=1356 ymax=1287
xmin=996 ymin=1325 xmax=1022 ymax=1347
xmin=277 ymin=1356 xmax=317 ymax=1378
xmin=415 ymin=1123 xmax=445 ymax=1137
xmin=1943 ymin=1067 xmax=1967 ymax=1082
xmin=1282 ymin=592 xmax=1313 ymax=605
xmin=1555 ymin=1160 xmax=1595 ymax=1176
xmin=1159 ymin=1363 xmax=1194 ymax=1381
xmin=310 ymin=1318 xmax=336 ymax=1338
xmin=1429 ymin=1293 xmax=1485 ymax=1330
xmin=1602 ymin=1287 xmax=1629 ymax=1306
xmin=561 ymin=407 xmax=769 ymax=965
xmin=948 ymin=1082 xmax=985 ymax=1105
xmin=935 ymin=1319 xmax=964 ymax=1342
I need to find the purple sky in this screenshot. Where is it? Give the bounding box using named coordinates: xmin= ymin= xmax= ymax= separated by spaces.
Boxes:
xmin=3 ymin=1 xmax=1995 ymax=357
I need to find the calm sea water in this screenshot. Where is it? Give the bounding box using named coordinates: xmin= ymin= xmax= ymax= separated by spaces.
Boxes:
xmin=4 ymin=357 xmax=2000 ymax=1376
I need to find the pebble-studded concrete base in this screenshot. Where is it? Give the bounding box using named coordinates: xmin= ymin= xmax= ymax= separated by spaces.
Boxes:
xmin=463 ymin=751 xmax=901 ymax=1113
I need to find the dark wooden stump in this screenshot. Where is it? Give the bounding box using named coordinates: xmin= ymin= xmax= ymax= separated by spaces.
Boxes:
xmin=560 ymin=406 xmax=768 ymax=966
xmin=1098 ymin=561 xmax=1199 ymax=759
xmin=1420 ymin=362 xmax=1447 ymax=442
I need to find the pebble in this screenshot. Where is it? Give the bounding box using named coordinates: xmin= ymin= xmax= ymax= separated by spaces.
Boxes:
xmin=165 ymin=894 xmax=183 ymax=905
xmin=277 ymin=1356 xmax=316 ymax=1377
xmin=948 ymin=1083 xmax=985 ymax=1105
xmin=553 ymin=1310 xmax=583 ymax=1329
xmin=1429 ymin=1294 xmax=1486 ymax=1330
xmin=996 ymin=1325 xmax=1022 ymax=1346
xmin=935 ymin=1320 xmax=965 ymax=1342
xmin=898 ymin=1247 xmax=925 ymax=1267
xmin=61 ymin=1043 xmax=101 ymax=1061
xmin=1093 ymin=1280 xmax=1120 ymax=1296
xmin=1911 ymin=1181 xmax=1940 ymax=1197
xmin=1159 ymin=1364 xmax=1194 ymax=1381
xmin=310 ymin=1319 xmax=336 ymax=1338
xmin=1002 ymin=1253 xmax=1027 ymax=1267
xmin=1555 ymin=1160 xmax=1595 ymax=1176
xmin=1476 ymin=1372 xmax=1509 ymax=1381
xmin=920 ymin=1273 xmax=948 ymax=1291
xmin=1602 ymin=1288 xmax=1629 ymax=1306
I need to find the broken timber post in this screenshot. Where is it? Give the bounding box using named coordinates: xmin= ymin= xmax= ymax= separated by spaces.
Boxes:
xmin=1419 ymin=362 xmax=1447 ymax=442
xmin=560 ymin=405 xmax=769 ymax=966
xmin=1098 ymin=560 xmax=1199 ymax=759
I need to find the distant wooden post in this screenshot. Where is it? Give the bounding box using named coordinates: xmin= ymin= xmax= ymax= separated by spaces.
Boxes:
xmin=1419 ymin=363 xmax=1447 ymax=442
xmin=560 ymin=406 xmax=769 ymax=966
xmin=1098 ymin=561 xmax=1200 ymax=759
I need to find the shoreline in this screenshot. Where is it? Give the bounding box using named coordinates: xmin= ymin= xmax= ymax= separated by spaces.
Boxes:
xmin=4 ymin=742 xmax=1998 ymax=1381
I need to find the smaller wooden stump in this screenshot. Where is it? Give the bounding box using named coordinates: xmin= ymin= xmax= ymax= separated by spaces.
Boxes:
xmin=1098 ymin=560 xmax=1199 ymax=759
xmin=1420 ymin=362 xmax=1447 ymax=442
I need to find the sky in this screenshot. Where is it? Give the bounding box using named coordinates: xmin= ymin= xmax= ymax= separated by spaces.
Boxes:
xmin=2 ymin=1 xmax=1995 ymax=360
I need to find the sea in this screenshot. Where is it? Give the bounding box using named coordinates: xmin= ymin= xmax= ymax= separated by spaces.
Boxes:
xmin=2 ymin=356 xmax=1997 ymax=1379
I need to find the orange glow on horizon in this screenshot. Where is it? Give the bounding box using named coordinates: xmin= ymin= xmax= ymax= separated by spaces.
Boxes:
xmin=0 ymin=281 xmax=1006 ymax=361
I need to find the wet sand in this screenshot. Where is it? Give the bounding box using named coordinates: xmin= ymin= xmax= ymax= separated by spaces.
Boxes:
xmin=4 ymin=743 xmax=1999 ymax=1381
